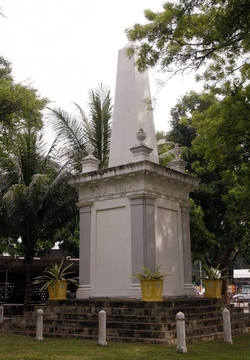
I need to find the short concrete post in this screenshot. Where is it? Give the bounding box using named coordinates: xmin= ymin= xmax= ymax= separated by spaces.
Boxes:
xmin=98 ymin=310 xmax=107 ymax=346
xmin=176 ymin=311 xmax=187 ymax=353
xmin=36 ymin=309 xmax=44 ymax=341
xmin=223 ymin=308 xmax=233 ymax=345
xmin=0 ymin=306 xmax=4 ymax=324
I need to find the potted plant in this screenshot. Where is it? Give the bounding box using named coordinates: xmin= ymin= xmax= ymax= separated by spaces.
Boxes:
xmin=202 ymin=264 xmax=224 ymax=299
xmin=33 ymin=258 xmax=79 ymax=300
xmin=134 ymin=265 xmax=171 ymax=302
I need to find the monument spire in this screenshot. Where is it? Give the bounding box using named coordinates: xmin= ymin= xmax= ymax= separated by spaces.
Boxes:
xmin=108 ymin=44 xmax=159 ymax=167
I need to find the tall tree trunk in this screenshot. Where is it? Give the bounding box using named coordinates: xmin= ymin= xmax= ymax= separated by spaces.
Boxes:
xmin=214 ymin=234 xmax=235 ymax=303
xmin=23 ymin=242 xmax=34 ymax=311
xmin=221 ymin=267 xmax=229 ymax=303
xmin=24 ymin=260 xmax=33 ymax=311
xmin=220 ymin=254 xmax=233 ymax=303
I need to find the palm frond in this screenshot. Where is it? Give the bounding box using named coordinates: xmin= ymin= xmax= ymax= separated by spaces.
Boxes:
xmin=87 ymin=83 xmax=112 ymax=167
xmin=72 ymin=102 xmax=92 ymax=141
xmin=46 ymin=84 xmax=113 ymax=170
xmin=47 ymin=107 xmax=86 ymax=149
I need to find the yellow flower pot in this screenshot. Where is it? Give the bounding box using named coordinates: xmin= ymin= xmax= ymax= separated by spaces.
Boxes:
xmin=48 ymin=280 xmax=68 ymax=300
xmin=204 ymin=279 xmax=222 ymax=298
xmin=140 ymin=279 xmax=164 ymax=301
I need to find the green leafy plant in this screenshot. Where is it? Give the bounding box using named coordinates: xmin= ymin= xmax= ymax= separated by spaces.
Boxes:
xmin=33 ymin=257 xmax=79 ymax=291
xmin=202 ymin=264 xmax=225 ymax=280
xmin=134 ymin=265 xmax=171 ymax=280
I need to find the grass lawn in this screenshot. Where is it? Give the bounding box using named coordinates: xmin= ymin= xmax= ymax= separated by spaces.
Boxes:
xmin=0 ymin=333 xmax=250 ymax=360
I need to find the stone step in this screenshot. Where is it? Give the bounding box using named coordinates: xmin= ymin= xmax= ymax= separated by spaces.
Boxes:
xmin=45 ymin=298 xmax=223 ymax=310
xmin=42 ymin=319 xmax=165 ymax=332
xmin=43 ymin=305 xmax=224 ymax=315
xmin=42 ymin=304 xmax=226 ymax=319
xmin=42 ymin=310 xmax=227 ymax=323
xmin=1 ymin=298 xmax=249 ymax=344
xmin=41 ymin=312 xmax=220 ymax=327
xmin=186 ymin=332 xmax=225 ymax=342
xmin=186 ymin=324 xmax=224 ymax=336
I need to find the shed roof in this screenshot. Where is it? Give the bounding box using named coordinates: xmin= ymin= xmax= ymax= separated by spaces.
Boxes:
xmin=0 ymin=255 xmax=79 ymax=275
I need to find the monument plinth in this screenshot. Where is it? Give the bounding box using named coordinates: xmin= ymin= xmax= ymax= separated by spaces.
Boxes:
xmin=68 ymin=160 xmax=199 ymax=298
xmin=69 ymin=44 xmax=199 ymax=299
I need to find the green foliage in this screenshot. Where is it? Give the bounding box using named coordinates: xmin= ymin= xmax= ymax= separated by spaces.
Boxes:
xmin=0 ymin=126 xmax=78 ymax=306
xmin=48 ymin=83 xmax=113 ymax=171
xmin=126 ymin=0 xmax=250 ymax=90
xmin=166 ymin=91 xmax=216 ymax=174
xmin=189 ymin=199 xmax=215 ymax=262
xmin=190 ymin=82 xmax=250 ymax=268
xmin=157 ymin=138 xmax=175 ymax=166
xmin=192 ymin=83 xmax=250 ymax=175
xmin=0 ymin=235 xmax=21 ymax=255
xmin=166 ymin=88 xmax=250 ymax=298
xmin=0 ymin=56 xmax=12 ymax=79
xmin=0 ymin=58 xmax=47 ymax=143
xmin=0 ymin=59 xmax=48 ymax=203
xmin=134 ymin=265 xmax=171 ymax=280
xmin=156 ymin=131 xmax=192 ymax=167
xmin=32 ymin=258 xmax=79 ymax=291
xmin=0 ymin=56 xmax=79 ymax=306
xmin=53 ymin=217 xmax=80 ymax=258
xmin=87 ymin=83 xmax=113 ymax=168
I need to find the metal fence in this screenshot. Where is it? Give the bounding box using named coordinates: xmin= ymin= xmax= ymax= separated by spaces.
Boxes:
xmin=0 ymin=283 xmax=47 ymax=303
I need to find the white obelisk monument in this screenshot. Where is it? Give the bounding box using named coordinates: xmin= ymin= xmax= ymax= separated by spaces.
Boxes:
xmin=108 ymin=43 xmax=159 ymax=167
xmin=68 ymin=45 xmax=199 ymax=299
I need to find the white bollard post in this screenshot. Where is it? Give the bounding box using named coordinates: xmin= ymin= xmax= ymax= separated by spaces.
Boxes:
xmin=176 ymin=311 xmax=187 ymax=353
xmin=36 ymin=309 xmax=44 ymax=341
xmin=0 ymin=306 xmax=4 ymax=324
xmin=98 ymin=310 xmax=107 ymax=346
xmin=223 ymin=308 xmax=233 ymax=345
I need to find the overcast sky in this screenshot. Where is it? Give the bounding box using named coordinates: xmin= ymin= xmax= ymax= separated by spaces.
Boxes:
xmin=0 ymin=0 xmax=202 ymax=132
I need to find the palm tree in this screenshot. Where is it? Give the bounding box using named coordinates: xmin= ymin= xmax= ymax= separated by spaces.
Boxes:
xmin=48 ymin=83 xmax=113 ymax=171
xmin=0 ymin=127 xmax=78 ymax=309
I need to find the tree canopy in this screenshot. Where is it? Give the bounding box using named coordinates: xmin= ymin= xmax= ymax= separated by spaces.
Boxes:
xmin=0 ymin=58 xmax=78 ymax=307
xmin=190 ymin=82 xmax=250 ymax=187
xmin=0 ymin=122 xmax=78 ymax=308
xmin=191 ymin=82 xmax=250 ymax=267
xmin=0 ymin=57 xmax=47 ymax=157
xmin=127 ymin=0 xmax=250 ymax=278
xmin=165 ymin=88 xmax=250 ymax=297
xmin=126 ymin=0 xmax=250 ymax=87
xmin=192 ymin=83 xmax=250 ymax=177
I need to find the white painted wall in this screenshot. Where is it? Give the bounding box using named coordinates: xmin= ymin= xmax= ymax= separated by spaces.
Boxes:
xmin=91 ymin=198 xmax=132 ymax=297
xmin=69 ymin=159 xmax=199 ymax=299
